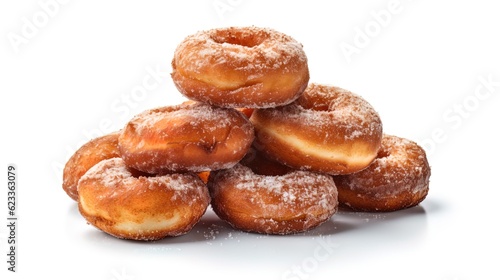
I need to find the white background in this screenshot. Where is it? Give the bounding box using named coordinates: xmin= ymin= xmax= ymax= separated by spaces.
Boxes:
xmin=1 ymin=0 xmax=500 ymax=279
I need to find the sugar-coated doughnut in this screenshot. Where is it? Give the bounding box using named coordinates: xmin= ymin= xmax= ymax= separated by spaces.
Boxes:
xmin=62 ymin=131 xmax=121 ymax=201
xmin=208 ymin=149 xmax=338 ymax=235
xmin=78 ymin=158 xmax=210 ymax=240
xmin=171 ymin=26 xmax=309 ymax=108
xmin=333 ymin=135 xmax=431 ymax=212
xmin=251 ymin=83 xmax=383 ymax=175
xmin=118 ymin=102 xmax=254 ymax=174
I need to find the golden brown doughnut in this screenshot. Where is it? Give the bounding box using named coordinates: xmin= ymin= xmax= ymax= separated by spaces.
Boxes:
xmin=118 ymin=102 xmax=254 ymax=174
xmin=77 ymin=157 xmax=210 ymax=240
xmin=251 ymin=83 xmax=383 ymax=175
xmin=62 ymin=131 xmax=121 ymax=201
xmin=208 ymin=149 xmax=338 ymax=235
xmin=171 ymin=26 xmax=309 ymax=108
xmin=333 ymin=135 xmax=431 ymax=212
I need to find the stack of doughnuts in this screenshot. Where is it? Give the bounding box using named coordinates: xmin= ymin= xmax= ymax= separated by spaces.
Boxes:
xmin=63 ymin=26 xmax=431 ymax=241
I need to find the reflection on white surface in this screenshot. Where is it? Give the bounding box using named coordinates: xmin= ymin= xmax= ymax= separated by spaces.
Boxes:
xmin=68 ymin=203 xmax=429 ymax=245
xmin=65 ymin=199 xmax=432 ymax=279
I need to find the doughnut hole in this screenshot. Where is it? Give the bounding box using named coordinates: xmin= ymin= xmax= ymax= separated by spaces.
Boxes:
xmin=376 ymin=146 xmax=391 ymax=158
xmin=210 ymin=28 xmax=268 ymax=47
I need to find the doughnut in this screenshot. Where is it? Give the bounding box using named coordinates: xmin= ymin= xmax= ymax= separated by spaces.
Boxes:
xmin=333 ymin=135 xmax=431 ymax=212
xmin=62 ymin=131 xmax=121 ymax=201
xmin=118 ymin=102 xmax=254 ymax=174
xmin=171 ymin=26 xmax=309 ymax=108
xmin=250 ymin=83 xmax=383 ymax=175
xmin=208 ymin=149 xmax=338 ymax=235
xmin=77 ymin=157 xmax=210 ymax=240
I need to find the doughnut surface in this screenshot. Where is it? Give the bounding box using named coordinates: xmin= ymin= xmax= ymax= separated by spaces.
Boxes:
xmin=208 ymin=149 xmax=338 ymax=235
xmin=171 ymin=26 xmax=309 ymax=108
xmin=119 ymin=102 xmax=254 ymax=174
xmin=333 ymin=135 xmax=431 ymax=212
xmin=251 ymin=83 xmax=383 ymax=175
xmin=62 ymin=131 xmax=121 ymax=201
xmin=78 ymin=158 xmax=210 ymax=240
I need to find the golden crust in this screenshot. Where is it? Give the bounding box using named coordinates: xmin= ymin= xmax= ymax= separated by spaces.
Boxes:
xmin=171 ymin=26 xmax=309 ymax=108
xmin=197 ymin=171 xmax=210 ymax=184
xmin=208 ymin=149 xmax=338 ymax=235
xmin=77 ymin=158 xmax=210 ymax=240
xmin=236 ymin=107 xmax=255 ymax=119
xmin=118 ymin=102 xmax=254 ymax=174
xmin=62 ymin=131 xmax=121 ymax=201
xmin=333 ymin=135 xmax=431 ymax=212
xmin=251 ymin=83 xmax=383 ymax=175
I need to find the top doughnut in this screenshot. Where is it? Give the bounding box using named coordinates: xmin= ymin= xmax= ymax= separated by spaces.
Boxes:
xmin=171 ymin=26 xmax=310 ymax=108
